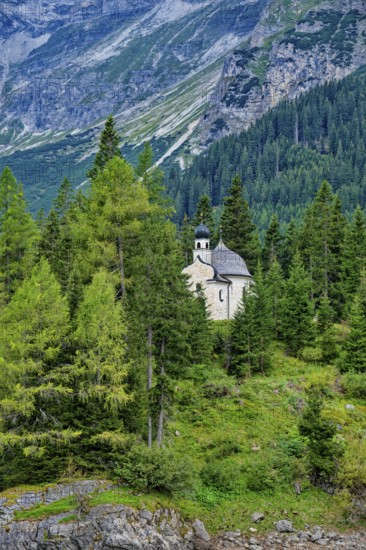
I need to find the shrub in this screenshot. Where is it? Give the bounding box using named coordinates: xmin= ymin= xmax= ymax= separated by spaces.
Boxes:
xmin=115 ymin=445 xmax=195 ymax=495
xmin=246 ymin=461 xmax=277 ymax=492
xmin=200 ymin=460 xmax=241 ymax=493
xmin=341 ymin=373 xmax=366 ymax=399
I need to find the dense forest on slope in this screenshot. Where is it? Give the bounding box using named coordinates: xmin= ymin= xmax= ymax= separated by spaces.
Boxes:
xmin=0 ymin=117 xmax=366 ymax=533
xmin=169 ymin=66 xmax=366 ymax=229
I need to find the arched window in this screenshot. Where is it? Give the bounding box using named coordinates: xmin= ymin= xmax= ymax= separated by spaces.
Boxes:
xmin=197 ymin=242 xmax=201 ymax=249
xmin=219 ymin=290 xmax=224 ymax=302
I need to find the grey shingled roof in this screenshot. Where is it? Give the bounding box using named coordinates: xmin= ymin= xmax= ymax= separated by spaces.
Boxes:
xmin=211 ymin=239 xmax=252 ymax=278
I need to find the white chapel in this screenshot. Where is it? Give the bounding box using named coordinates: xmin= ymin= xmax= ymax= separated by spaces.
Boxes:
xmin=182 ymin=223 xmax=252 ymax=320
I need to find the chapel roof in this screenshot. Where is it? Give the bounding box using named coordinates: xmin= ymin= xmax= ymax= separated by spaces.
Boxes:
xmin=211 ymin=239 xmax=252 ymax=278
xmin=194 ymin=223 xmax=210 ymax=239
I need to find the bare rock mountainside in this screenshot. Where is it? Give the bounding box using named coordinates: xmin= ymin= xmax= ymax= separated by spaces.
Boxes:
xmin=0 ymin=0 xmax=366 ymax=209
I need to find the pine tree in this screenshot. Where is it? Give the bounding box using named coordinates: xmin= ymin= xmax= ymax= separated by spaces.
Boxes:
xmin=229 ymin=264 xmax=272 ymax=376
xmin=0 ymin=167 xmax=39 ymax=301
xmin=282 ymin=252 xmax=315 ymax=355
xmin=87 ymin=115 xmax=122 ymax=180
xmin=219 ymin=175 xmax=259 ymax=272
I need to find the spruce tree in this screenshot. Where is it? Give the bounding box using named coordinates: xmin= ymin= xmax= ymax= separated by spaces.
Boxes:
xmin=262 ymin=214 xmax=282 ymax=271
xmin=339 ymin=290 xmax=366 ymax=372
xmin=87 ymin=115 xmax=122 ymax=180
xmin=299 ymin=390 xmax=343 ymax=485
xmin=282 ymin=252 xmax=315 ymax=355
xmin=300 ymin=181 xmax=346 ymax=311
xmin=316 ymin=296 xmax=338 ymax=364
xmin=193 ymin=194 xmax=214 ymax=234
xmin=342 ymin=205 xmax=366 ymax=308
xmin=266 ymin=259 xmax=285 ymax=340
xmin=219 ymin=175 xmax=259 ymax=272
xmin=229 ymin=264 xmax=272 ymax=376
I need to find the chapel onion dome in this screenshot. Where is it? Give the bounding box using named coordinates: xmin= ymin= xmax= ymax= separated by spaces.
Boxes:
xmin=212 ymin=239 xmax=251 ymax=278
xmin=194 ymin=223 xmax=211 ymax=239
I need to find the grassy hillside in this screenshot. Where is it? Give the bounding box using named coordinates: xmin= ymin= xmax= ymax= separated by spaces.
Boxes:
xmin=5 ymin=338 xmax=366 ymax=534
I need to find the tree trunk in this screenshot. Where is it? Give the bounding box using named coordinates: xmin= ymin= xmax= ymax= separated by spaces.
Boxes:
xmin=157 ymin=339 xmax=165 ymax=448
xmin=147 ymin=325 xmax=153 ymax=448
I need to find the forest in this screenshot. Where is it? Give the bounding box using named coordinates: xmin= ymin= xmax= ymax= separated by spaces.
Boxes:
xmin=168 ymin=66 xmax=366 ymax=231
xmin=0 ymin=114 xmax=365 ymax=532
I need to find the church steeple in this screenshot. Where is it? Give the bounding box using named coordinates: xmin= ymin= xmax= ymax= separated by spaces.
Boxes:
xmin=193 ymin=223 xmax=211 ymax=263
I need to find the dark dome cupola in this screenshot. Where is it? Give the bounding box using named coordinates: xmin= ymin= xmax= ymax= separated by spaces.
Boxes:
xmin=194 ymin=223 xmax=211 ymax=239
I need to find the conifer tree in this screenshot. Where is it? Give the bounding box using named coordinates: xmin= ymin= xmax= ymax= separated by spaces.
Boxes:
xmin=229 ymin=264 xmax=272 ymax=376
xmin=282 ymin=252 xmax=315 ymax=355
xmin=266 ymin=259 xmax=285 ymax=340
xmin=87 ymin=115 xmax=122 ymax=180
xmin=219 ymin=175 xmax=259 ymax=272
xmin=316 ymin=296 xmax=338 ymax=363
xmin=85 ymin=157 xmax=151 ymax=298
xmin=339 ymin=286 xmax=366 ymax=373
xmin=193 ymin=194 xmax=214 ymax=234
xmin=342 ymin=205 xmax=366 ymax=308
xmin=282 ymin=218 xmax=299 ymax=275
xmin=0 ymin=167 xmax=39 ymax=301
xmin=262 ymin=214 xmax=282 ymax=271
xmin=299 ymin=390 xmax=343 ymax=485
xmin=72 ymin=269 xmax=131 ymax=417
xmin=180 ymin=214 xmax=194 ymax=267
xmin=300 ymin=182 xmax=346 ymax=311
xmin=0 ymin=258 xmax=74 ymax=458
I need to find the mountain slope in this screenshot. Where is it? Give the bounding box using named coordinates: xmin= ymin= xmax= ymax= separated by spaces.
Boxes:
xmin=0 ymin=0 xmax=365 ymax=211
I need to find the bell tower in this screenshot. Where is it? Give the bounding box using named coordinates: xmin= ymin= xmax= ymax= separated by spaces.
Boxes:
xmin=193 ymin=223 xmax=212 ymax=264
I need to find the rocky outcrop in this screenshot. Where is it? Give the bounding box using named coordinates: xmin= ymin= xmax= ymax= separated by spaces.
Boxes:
xmin=199 ymin=0 xmax=366 ymax=145
xmin=1 ymin=483 xmax=366 ymax=550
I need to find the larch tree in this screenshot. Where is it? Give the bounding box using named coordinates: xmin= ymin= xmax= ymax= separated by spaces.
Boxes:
xmin=0 ymin=258 xmax=74 ymax=459
xmin=0 ymin=167 xmax=39 ymax=301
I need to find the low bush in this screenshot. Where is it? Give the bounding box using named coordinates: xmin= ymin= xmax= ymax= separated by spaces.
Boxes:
xmin=115 ymin=445 xmax=195 ymax=495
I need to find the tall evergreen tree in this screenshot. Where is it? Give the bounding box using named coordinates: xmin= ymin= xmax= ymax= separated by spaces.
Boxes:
xmin=262 ymin=214 xmax=282 ymax=271
xmin=192 ymin=194 xmax=214 ymax=234
xmin=282 ymin=252 xmax=315 ymax=355
xmin=339 ymin=276 xmax=366 ymax=373
xmin=229 ymin=264 xmax=272 ymax=376
xmin=87 ymin=115 xmax=122 ymax=180
xmin=266 ymin=259 xmax=285 ymax=340
xmin=342 ymin=205 xmax=366 ymax=308
xmin=0 ymin=167 xmax=39 ymax=301
xmin=219 ymin=175 xmax=259 ymax=272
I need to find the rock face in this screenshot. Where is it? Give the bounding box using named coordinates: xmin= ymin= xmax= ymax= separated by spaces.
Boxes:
xmin=199 ymin=0 xmax=366 ymax=147
xmin=1 ymin=483 xmax=366 ymax=550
